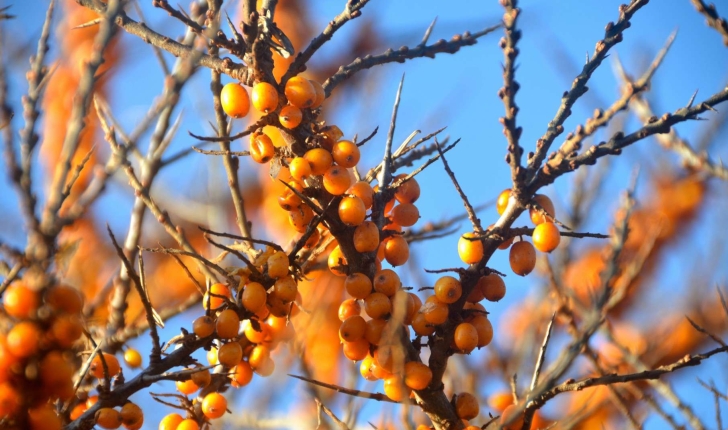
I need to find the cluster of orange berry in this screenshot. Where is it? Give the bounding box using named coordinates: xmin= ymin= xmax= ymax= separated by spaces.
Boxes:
xmin=0 ymin=281 xmax=87 ymax=429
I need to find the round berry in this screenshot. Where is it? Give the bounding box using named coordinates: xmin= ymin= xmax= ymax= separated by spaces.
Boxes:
xmin=347 ymin=181 xmax=374 ymax=209
xmin=332 ymin=140 xmax=360 ymax=168
xmin=250 ymin=132 xmax=275 ymax=164
xmin=532 ymin=222 xmax=561 ymax=253
xmin=201 ymin=392 xmax=228 ymax=419
xmin=158 ymin=413 xmax=184 ymax=430
xmin=434 ymin=276 xmax=462 ymax=304
xmin=458 ymin=232 xmax=483 ymax=264
xmin=123 ymin=348 xmax=143 ymax=368
xmin=454 ymin=322 xmax=478 ymax=353
xmin=303 ymin=148 xmax=333 ymax=175
xmin=220 ymin=82 xmax=250 ymax=118
xmin=394 ymin=175 xmax=420 ymax=204
xmin=284 ymin=76 xmax=316 ymax=108
xmin=3 ymin=282 xmax=39 ymax=319
xmin=364 ymin=292 xmax=391 ymax=319
xmin=353 ymin=221 xmax=380 ymax=253
xmin=339 ymin=195 xmax=366 ymax=226
xmin=391 ymin=203 xmax=419 ymax=227
xmin=383 ymin=236 xmax=409 ymax=266
xmin=251 ymin=82 xmax=278 ymax=113
xmin=216 ymin=309 xmax=241 ymax=339
xmin=323 ymin=165 xmax=352 ymax=195
xmin=455 ymin=392 xmax=479 ymax=420
xmin=529 ymin=194 xmax=556 ymax=225
xmin=217 ymin=341 xmax=243 ymax=367
xmin=404 ymin=361 xmax=432 ymax=390
xmin=309 ymin=80 xmax=326 ymax=108
xmin=95 ymin=407 xmax=122 ymax=429
xmin=279 ymin=105 xmax=302 ymax=129
xmin=345 ymin=273 xmax=373 ymax=299
xmin=509 ymin=240 xmax=536 ymax=276
xmin=289 ymin=157 xmax=312 ymax=182
xmin=203 ymin=283 xmax=231 ymax=310
xmin=496 ymin=188 xmax=511 ymax=215
xmin=478 ymin=274 xmax=506 ymax=302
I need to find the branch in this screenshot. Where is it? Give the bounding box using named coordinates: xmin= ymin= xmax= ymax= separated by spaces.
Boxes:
xmin=691 ymin=0 xmax=728 ymax=46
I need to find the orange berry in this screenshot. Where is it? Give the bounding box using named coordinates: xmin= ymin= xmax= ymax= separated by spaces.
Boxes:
xmin=458 ymin=232 xmax=484 ymax=264
xmin=500 ymin=404 xmax=525 ymax=430
xmin=404 ymin=361 xmax=432 ymax=390
xmin=203 ymin=283 xmax=231 ymax=310
xmin=250 ymin=132 xmax=275 ymax=164
xmin=242 ymin=282 xmax=267 ymax=313
xmin=220 ymin=82 xmax=250 ymax=118
xmin=267 ymin=250 xmax=289 ymax=279
xmin=364 ymin=318 xmax=387 ymax=345
xmin=496 ymin=188 xmax=511 ymax=215
xmin=532 ymin=222 xmax=561 ymax=253
xmin=303 ymin=148 xmax=333 ymax=175
xmin=345 ymin=273 xmax=373 ymax=299
xmin=509 ymin=241 xmax=536 ymax=276
xmin=434 ymin=276 xmax=462 ymax=304
xmin=158 ymin=413 xmax=184 ymax=430
xmin=6 ymin=321 xmax=40 ymax=358
xmin=89 ymin=353 xmax=120 ymax=379
xmin=390 ymin=203 xmax=419 ymax=227
xmin=289 ymin=157 xmax=312 ymax=181
xmin=466 ymin=281 xmax=486 ymax=303
xmin=119 ymin=402 xmax=143 ymax=429
xmin=95 ymin=407 xmax=122 ymax=429
xmin=338 ymin=298 xmax=361 ymax=321
xmin=191 ymin=368 xmax=211 ymax=388
xmin=50 ymin=314 xmax=83 ymax=348
xmin=253 ymin=356 xmax=275 ymax=376
xmin=267 ymin=315 xmax=295 ymax=341
xmin=70 ymin=403 xmax=87 ymax=420
xmin=339 ymin=315 xmax=367 ymax=342
xmin=373 ymin=269 xmax=400 ymax=297
xmin=273 ymin=276 xmax=297 ymax=303
xmin=45 ymin=285 xmax=84 ymax=314
xmin=309 ymin=80 xmax=325 ymax=108
xmin=201 ymin=392 xmax=228 ymax=419
xmin=327 ymin=245 xmax=348 ymax=277
xmin=421 ymin=297 xmax=448 ymax=325
xmin=248 ymin=344 xmax=270 ymax=369
xmin=251 ymin=82 xmax=278 ymax=113
xmin=123 ymin=348 xmax=142 ymax=368
xmin=243 ymin=320 xmax=271 ymax=344
xmin=288 ymin=205 xmax=314 ymax=233
xmin=3 ymin=282 xmax=39 ymax=319
xmin=192 ymin=315 xmax=216 ymax=338
xmin=383 ymin=375 xmax=410 ymax=402
xmin=364 ymin=292 xmax=391 ymax=319
xmin=303 ymin=228 xmax=321 ymax=249
xmin=278 ymin=180 xmax=304 ymax=210
xmin=360 ymin=354 xmax=378 ymax=381
xmin=231 ymin=361 xmax=253 ymax=387
xmin=394 ymin=174 xmax=420 ymax=204
xmin=339 ymin=195 xmax=366 ymax=226
xmin=177 ymin=419 xmax=200 ymax=430
xmin=175 ymin=378 xmax=199 ymax=395
xmin=0 ymin=382 xmax=20 ymax=417
xmin=279 ymin=105 xmax=302 ymax=129
xmin=217 ymin=341 xmax=243 ymax=367
xmin=28 ymin=404 xmax=62 ymax=430
xmin=471 ymin=315 xmax=493 ymax=347
xmin=353 ymin=221 xmax=380 ymax=253
xmin=454 ymin=322 xmax=478 ymax=353
xmin=383 ymin=235 xmax=409 ymax=266
xmin=489 ymin=391 xmax=514 ymax=412
xmin=284 ymin=76 xmax=315 ymax=108
xmin=332 ymin=140 xmax=360 ymax=168
xmin=455 ymin=392 xmax=479 ymax=420
xmin=216 ymin=309 xmax=241 ymax=339
xmin=347 ymin=181 xmax=374 ymax=209
xmin=323 ymin=165 xmax=352 ymax=195
xmin=86 ymin=395 xmax=99 ymax=408
xmin=479 ymin=274 xmax=506 ymax=302
xmin=342 ymin=338 xmax=370 ymax=361
xmin=529 ymin=194 xmax=555 ymax=225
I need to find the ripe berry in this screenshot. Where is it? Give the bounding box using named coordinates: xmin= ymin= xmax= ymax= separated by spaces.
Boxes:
xmin=250 ymin=132 xmax=275 ymax=163
xmin=288 ymin=205 xmax=314 ymax=233
xmin=191 ymin=368 xmax=211 ymax=388
xmin=390 ymin=203 xmax=419 ymax=227
xmin=119 ymin=402 xmax=143 ymax=429
xmin=216 ymin=309 xmax=241 ymax=339
xmin=176 ymin=378 xmax=199 ymax=396
xmin=496 ymin=188 xmax=511 ymax=215
xmin=274 ymin=276 xmax=297 ymax=303
xmin=360 ymin=355 xmax=378 ymax=381
xmin=327 ymin=245 xmax=348 ymax=277
xmin=394 ymin=174 xmax=420 ymax=204
xmin=203 ymin=283 xmax=231 ymax=310
xmin=509 ymin=240 xmax=536 ymax=276
xmin=454 ymin=322 xmax=478 ymax=353
xmin=279 ymin=105 xmax=302 ymax=129
xmin=458 ymin=232 xmax=484 ymax=264
xmin=529 ymin=194 xmax=556 ymax=225
xmin=353 ymin=221 xmax=380 ymax=253
xmin=364 ymin=292 xmax=391 ymax=319
xmin=0 ymin=382 xmax=19 ymax=417
xmin=217 ymin=341 xmax=243 ymax=367
xmin=50 ymin=314 xmax=83 ymax=347
xmin=231 ymin=361 xmax=253 ymax=387
xmin=123 ymin=348 xmax=142 ymax=368
xmin=404 ymin=361 xmax=432 ymax=390
xmin=471 ymin=315 xmax=493 ymax=347
xmin=289 ymin=157 xmax=312 ymax=181
xmin=278 ymin=180 xmax=304 ymax=211
xmin=383 ymin=375 xmax=410 ymax=402
xmin=243 ymin=320 xmax=271 ymax=344
xmin=70 ymin=403 xmax=87 ymax=420
xmin=192 ymin=315 xmax=216 ymax=338
xmin=158 ymin=413 xmax=184 ymax=430
xmin=201 ymin=392 xmax=228 ymax=419
xmin=339 ymin=315 xmax=367 ymax=342
xmin=338 ymin=298 xmax=361 ymax=321
xmin=251 ymin=82 xmax=278 ymax=113
xmin=253 ymin=356 xmax=275 ymax=376
xmin=347 ymin=181 xmax=374 ymax=209
xmin=383 ymin=235 xmax=409 ymax=266
xmin=364 ymin=318 xmax=386 ymax=345
xmin=342 ymin=338 xmax=370 ymax=361
xmin=309 ymin=80 xmax=326 ymax=108
xmin=267 ymin=250 xmax=289 ymax=279
xmin=532 ymin=222 xmax=561 ymax=253
xmin=28 ymin=404 xmax=62 ymax=430
xmin=373 ymin=269 xmax=400 ymax=297
xmin=95 ymin=407 xmax=122 ymax=429
xmin=455 ymin=392 xmax=479 ymax=420
xmin=500 ymin=404 xmax=525 ymax=430
xmin=242 ymin=282 xmax=267 ymax=313
xmin=89 ymin=353 xmax=121 ymax=379
xmin=434 ymin=276 xmax=462 ymax=304
xmin=177 ymin=419 xmax=200 ymax=430
xmin=220 ymin=82 xmax=250 ymax=118
xmin=332 ymin=140 xmax=360 ymax=168
xmin=3 ymin=282 xmax=39 ymax=319
xmin=339 ymin=195 xmax=366 ymax=226
xmin=284 ymin=76 xmax=315 ymax=108
xmin=45 ymin=284 xmax=84 ymax=314
xmin=345 ymin=273 xmax=373 ymax=299
xmin=421 ymin=297 xmax=448 ymax=325
xmin=478 ymin=274 xmax=506 ymax=302
xmin=323 ymin=165 xmax=352 ymax=195
xmin=303 ymin=148 xmax=333 ymax=175
xmin=248 ymin=344 xmax=270 ymax=369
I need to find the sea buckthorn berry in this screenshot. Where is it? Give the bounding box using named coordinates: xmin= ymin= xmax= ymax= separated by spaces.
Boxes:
xmin=374 ymin=269 xmax=400 ymax=297
xmin=242 ymin=282 xmax=268 ymax=313
xmin=176 ymin=379 xmax=200 ymax=397
xmin=40 ymin=350 xmax=73 ymax=386
xmin=243 ymin=320 xmax=270 ymax=344
xmin=529 ymin=194 xmax=556 ymax=225
xmin=207 ymin=347 xmax=218 ymax=365
xmin=86 ymin=395 xmax=99 ymax=408
xmin=46 ymin=285 xmax=84 ymax=314
xmin=364 ymin=292 xmax=391 ymax=319
xmin=191 ymin=368 xmax=211 ymax=388
xmin=95 ymin=407 xmax=122 ymax=429
xmin=90 ymin=353 xmax=121 ymax=378
xmin=399 ymin=291 xmax=418 ymax=324
xmin=500 ymin=404 xmax=525 ymax=430
xmin=268 ymin=316 xmax=295 ymax=341
xmin=309 ymin=80 xmax=326 ymax=108
xmin=268 ymin=292 xmax=291 ymax=318
xmin=532 ymin=222 xmax=561 ymax=253
xmin=434 ymin=276 xmax=462 ymax=304
xmin=339 ymin=195 xmax=366 ymax=226
xmin=216 ymin=309 xmax=241 ymax=339
xmin=231 ymin=361 xmax=253 ymax=387
xmin=253 ymin=355 xmax=276 ymax=376
xmin=303 ymin=228 xmax=321 ymax=249
xmin=509 ymin=240 xmax=537 ymax=276
xmin=466 ymin=281 xmax=486 ymax=303
xmin=250 ymin=132 xmax=276 ymax=164
xmin=217 ymin=342 xmax=243 ymax=367
xmin=203 ymin=283 xmax=231 ymax=310
xmin=404 ymin=362 xmax=432 ymax=390
xmin=123 ymin=348 xmax=142 ymax=368
xmin=177 ymin=419 xmax=200 ymax=430
xmin=284 ymin=76 xmax=315 ymax=108
xmin=347 ymin=181 xmax=374 ymax=209
xmin=159 ymin=413 xmax=185 ymax=430
xmin=332 ymin=140 xmax=360 ymax=168
xmin=319 ymin=125 xmax=343 ymax=151
xmin=248 ymin=344 xmax=270 ymax=369
xmin=364 ymin=318 xmax=387 ymax=345
xmin=342 ymin=338 xmax=370 ymax=361
xmin=323 ymin=165 xmax=352 ymax=195
xmin=455 ymin=392 xmax=480 ymax=420
xmin=274 ymin=276 xmax=297 ymax=303
xmin=267 ymin=251 xmax=289 ymax=279
xmin=458 ymin=232 xmax=484 ymax=264
xmin=51 ymin=314 xmax=83 ymax=347
xmin=202 ymin=392 xmax=228 ymax=419
xmin=220 ymin=82 xmax=250 ymax=118
xmin=279 ymin=105 xmax=302 ymax=129
xmin=384 ymin=375 xmax=410 ymax=402
xmin=384 ymin=235 xmax=409 ymax=266
xmin=345 ymin=273 xmax=373 ymax=299
xmin=339 ymin=315 xmax=367 ymax=342
xmin=0 ymin=382 xmax=19 ymax=417
xmin=278 ymin=180 xmax=304 ymax=211
xmin=328 ymin=245 xmax=348 ymax=276
xmin=70 ymin=403 xmax=87 ymax=420
xmin=28 ymin=404 xmax=62 ymax=430
xmin=471 ymin=315 xmax=494 ymax=347
xmin=496 ymin=188 xmax=511 ymax=215
xmin=289 ymin=205 xmax=314 ymax=233
xmin=251 ymin=82 xmax=278 ymax=113
xmin=3 ymin=282 xmax=39 ymax=319
xmin=192 ymin=315 xmax=216 ymax=338
xmin=479 ymin=274 xmax=506 ymax=302
xmin=360 ymin=355 xmax=378 ymax=381
xmin=421 ymin=297 xmax=449 ymax=325
xmin=289 ymin=157 xmax=312 ymax=182
xmin=394 ymin=174 xmax=420 ymax=204
xmin=338 ymin=298 xmax=361 ymax=321
xmin=391 ymin=203 xmax=420 ymax=227
xmin=454 ymin=322 xmax=478 ymax=353
xmin=304 ymin=148 xmax=333 ymax=175
xmin=353 ymin=221 xmax=380 ymax=253
xmin=119 ymin=402 xmax=143 ymax=429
